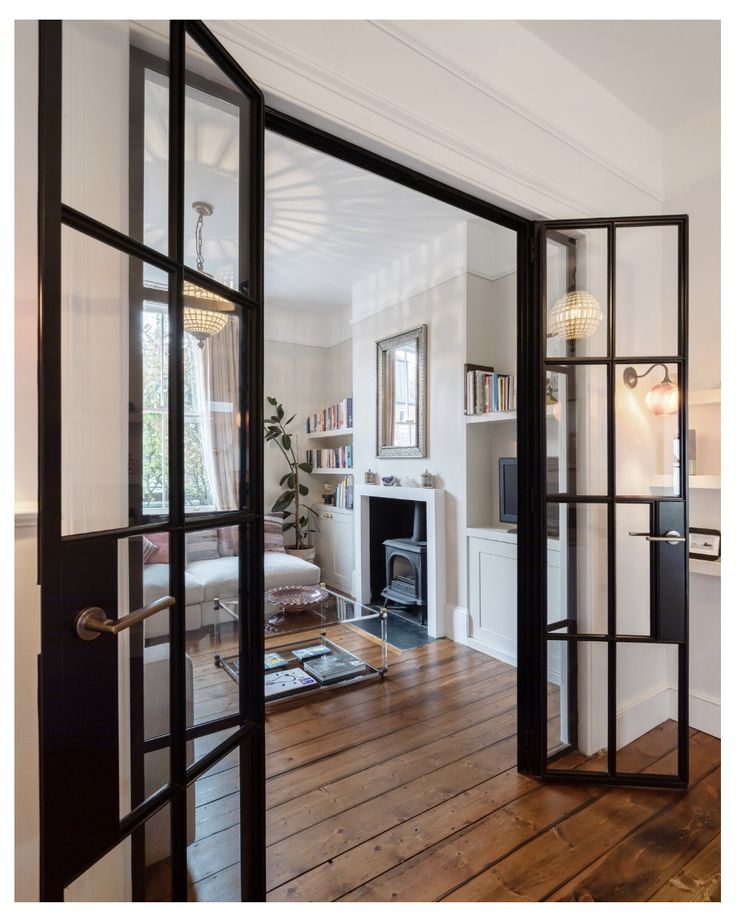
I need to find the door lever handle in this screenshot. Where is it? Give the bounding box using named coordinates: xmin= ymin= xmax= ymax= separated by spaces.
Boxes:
xmin=628 ymin=530 xmax=685 ymax=545
xmin=76 ymin=596 xmax=175 ymax=641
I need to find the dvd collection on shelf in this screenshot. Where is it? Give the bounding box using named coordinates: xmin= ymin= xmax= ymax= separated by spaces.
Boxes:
xmin=465 ymin=363 xmax=517 ymax=415
xmin=306 ymin=444 xmax=353 ymax=469
xmin=306 ymin=397 xmax=353 ymax=433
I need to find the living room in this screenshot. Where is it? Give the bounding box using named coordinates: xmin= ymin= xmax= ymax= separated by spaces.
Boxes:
xmin=14 ymin=16 xmax=721 ymax=904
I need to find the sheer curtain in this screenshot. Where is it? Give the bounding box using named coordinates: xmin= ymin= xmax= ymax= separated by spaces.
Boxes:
xmin=195 ymin=317 xmax=240 ymax=511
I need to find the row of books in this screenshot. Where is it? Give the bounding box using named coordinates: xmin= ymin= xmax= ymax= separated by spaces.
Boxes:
xmin=466 ymin=367 xmax=517 ymax=415
xmin=306 ymin=445 xmax=353 ymax=469
xmin=306 ymin=397 xmax=353 ymax=433
xmin=334 ymin=476 xmax=354 ymax=510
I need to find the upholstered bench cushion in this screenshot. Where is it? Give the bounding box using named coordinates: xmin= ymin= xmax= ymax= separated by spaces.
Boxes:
xmin=264 ymin=551 xmax=321 ymax=589
xmin=187 ymin=556 xmax=239 ymax=603
xmin=143 ymin=562 xmax=205 ymax=606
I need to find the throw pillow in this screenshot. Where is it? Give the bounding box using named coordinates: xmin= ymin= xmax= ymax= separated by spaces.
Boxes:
xmin=264 ymin=512 xmax=286 ymax=553
xmin=186 ymin=529 xmax=220 ymax=564
xmin=146 ymin=532 xmax=169 ymax=564
xmin=142 ymin=536 xmax=158 ymax=565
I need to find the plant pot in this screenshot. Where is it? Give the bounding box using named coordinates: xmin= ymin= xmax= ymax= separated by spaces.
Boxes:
xmin=285 ymin=546 xmax=317 ymax=564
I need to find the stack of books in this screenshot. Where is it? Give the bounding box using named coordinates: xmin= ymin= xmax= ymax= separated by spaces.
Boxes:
xmin=306 ymin=397 xmax=353 ymax=433
xmin=465 ymin=365 xmax=516 ymax=415
xmin=334 ymin=476 xmax=354 ymax=510
xmin=306 ymin=444 xmax=353 ymax=469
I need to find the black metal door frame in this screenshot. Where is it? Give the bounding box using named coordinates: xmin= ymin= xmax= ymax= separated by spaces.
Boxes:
xmin=37 ymin=18 xmax=691 ymax=901
xmin=37 ymin=19 xmax=265 ymax=901
xmin=520 ymin=215 xmax=690 ymax=788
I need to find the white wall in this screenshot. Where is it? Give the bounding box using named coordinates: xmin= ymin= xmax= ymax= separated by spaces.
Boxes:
xmin=353 ymin=272 xmax=467 ymax=611
xmin=664 ymin=115 xmax=721 ymax=734
xmin=14 ymin=21 xmax=40 ymax=902
xmin=263 ymin=338 xmax=352 ymax=526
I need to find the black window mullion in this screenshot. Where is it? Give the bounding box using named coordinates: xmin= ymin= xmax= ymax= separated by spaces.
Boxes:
xmin=166 ymin=20 xmax=189 ymax=903
xmin=239 ymin=82 xmax=267 ymax=901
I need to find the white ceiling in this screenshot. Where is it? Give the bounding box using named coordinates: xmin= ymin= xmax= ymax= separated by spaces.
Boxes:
xmin=519 ymin=20 xmax=720 ymax=132
xmin=265 ymin=131 xmax=483 ymax=314
xmin=145 ymin=68 xmax=514 ymax=316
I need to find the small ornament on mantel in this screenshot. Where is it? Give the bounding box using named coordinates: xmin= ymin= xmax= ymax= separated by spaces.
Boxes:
xmin=363 ymin=468 xmax=378 ymax=485
xmin=400 ymin=476 xmax=419 ymax=488
xmin=421 ymin=470 xmax=435 ymax=488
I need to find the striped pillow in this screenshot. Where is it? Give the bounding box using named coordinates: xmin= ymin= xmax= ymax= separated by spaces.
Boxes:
xmin=185 ymin=529 xmax=219 ymax=564
xmin=264 ymin=513 xmax=286 ymax=553
xmin=142 ymin=536 xmax=159 ymax=565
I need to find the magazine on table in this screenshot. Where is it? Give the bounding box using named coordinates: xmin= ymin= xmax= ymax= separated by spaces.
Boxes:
xmin=292 ymin=644 xmax=332 ymax=660
xmin=264 ymin=669 xmax=318 ymax=697
xmin=264 ymin=652 xmax=289 ymax=671
xmin=303 ymin=651 xmax=370 ymax=684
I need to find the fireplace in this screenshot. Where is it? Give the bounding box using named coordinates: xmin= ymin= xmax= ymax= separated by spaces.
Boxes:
xmin=381 ymin=501 xmax=428 ymax=625
xmin=356 ymin=485 xmax=445 ymax=638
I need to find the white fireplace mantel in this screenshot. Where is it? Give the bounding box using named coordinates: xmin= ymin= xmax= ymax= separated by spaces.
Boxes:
xmin=354 ymin=484 xmax=446 ymax=638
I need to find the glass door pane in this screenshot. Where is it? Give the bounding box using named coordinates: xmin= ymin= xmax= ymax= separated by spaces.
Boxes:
xmin=536 ymin=218 xmax=688 ymax=787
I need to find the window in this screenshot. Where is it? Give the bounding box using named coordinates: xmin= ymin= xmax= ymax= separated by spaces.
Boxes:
xmin=142 ymin=301 xmax=214 ymax=513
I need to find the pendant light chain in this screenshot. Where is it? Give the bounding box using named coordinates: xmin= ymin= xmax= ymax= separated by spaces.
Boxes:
xmin=195 ymin=209 xmax=206 ymax=272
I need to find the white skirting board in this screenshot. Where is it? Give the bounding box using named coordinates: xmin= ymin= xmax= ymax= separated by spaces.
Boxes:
xmin=689 ymin=690 xmax=721 ymax=738
xmin=450 ymin=606 xmax=721 ymax=741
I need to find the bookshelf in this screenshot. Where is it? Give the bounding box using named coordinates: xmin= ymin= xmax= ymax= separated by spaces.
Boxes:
xmin=311 ymin=468 xmax=354 ymax=475
xmin=307 ymin=429 xmax=353 ymax=440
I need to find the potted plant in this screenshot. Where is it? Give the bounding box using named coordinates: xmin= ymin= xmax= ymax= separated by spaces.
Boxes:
xmin=264 ymin=397 xmax=319 ymax=562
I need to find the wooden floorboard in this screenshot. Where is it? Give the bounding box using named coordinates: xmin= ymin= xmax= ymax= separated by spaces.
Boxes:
xmin=169 ymin=635 xmax=720 ymax=903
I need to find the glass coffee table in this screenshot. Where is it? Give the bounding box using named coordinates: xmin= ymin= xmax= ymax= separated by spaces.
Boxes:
xmin=213 ymin=586 xmax=388 ymax=705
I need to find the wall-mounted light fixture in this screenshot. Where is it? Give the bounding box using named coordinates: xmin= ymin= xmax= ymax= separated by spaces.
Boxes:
xmin=183 ymin=201 xmax=229 ymax=348
xmin=623 ymin=363 xmax=679 ymax=415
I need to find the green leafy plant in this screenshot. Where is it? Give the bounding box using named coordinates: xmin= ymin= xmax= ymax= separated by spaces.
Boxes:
xmin=264 ymin=397 xmax=318 ymax=549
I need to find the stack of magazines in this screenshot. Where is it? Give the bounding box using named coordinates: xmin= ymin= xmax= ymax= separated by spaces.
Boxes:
xmin=303 ymin=649 xmax=369 ymax=684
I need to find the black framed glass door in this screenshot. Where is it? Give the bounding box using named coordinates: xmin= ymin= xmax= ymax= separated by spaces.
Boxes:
xmin=37 ymin=20 xmax=265 ymax=900
xmin=518 ymin=216 xmax=689 ymax=788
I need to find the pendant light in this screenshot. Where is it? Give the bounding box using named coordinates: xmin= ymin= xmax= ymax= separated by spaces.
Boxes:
xmin=183 ymin=201 xmax=229 ymax=348
xmin=623 ymin=363 xmax=679 ymax=415
xmin=548 ymin=252 xmax=603 ymax=341
xmin=548 ymin=289 xmax=603 ymax=340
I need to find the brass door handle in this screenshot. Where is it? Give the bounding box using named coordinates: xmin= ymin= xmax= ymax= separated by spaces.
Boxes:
xmin=629 ymin=530 xmax=685 ymax=545
xmin=75 ymin=596 xmax=175 ymax=641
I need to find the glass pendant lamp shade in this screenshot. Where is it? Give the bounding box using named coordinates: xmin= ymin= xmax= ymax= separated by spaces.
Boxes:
xmin=182 ymin=300 xmax=229 ymax=349
xmin=645 ymin=379 xmax=679 ymax=415
xmin=548 ymin=290 xmax=603 ymax=340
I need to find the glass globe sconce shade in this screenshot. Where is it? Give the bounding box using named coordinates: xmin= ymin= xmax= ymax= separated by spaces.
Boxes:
xmin=623 ymin=364 xmax=679 ymax=416
xmin=548 ymin=290 xmax=603 ymax=340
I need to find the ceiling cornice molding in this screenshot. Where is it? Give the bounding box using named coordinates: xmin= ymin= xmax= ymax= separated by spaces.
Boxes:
xmin=208 ymin=20 xmax=635 ymax=218
xmin=663 ymin=173 xmax=720 ymax=203
xmin=371 ymin=20 xmax=664 ymax=206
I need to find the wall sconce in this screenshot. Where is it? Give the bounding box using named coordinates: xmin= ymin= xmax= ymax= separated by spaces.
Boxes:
xmin=623 ymin=363 xmax=679 ymax=415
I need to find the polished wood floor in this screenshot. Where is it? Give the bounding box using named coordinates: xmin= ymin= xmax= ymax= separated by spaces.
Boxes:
xmin=171 ymin=629 xmax=720 ymax=902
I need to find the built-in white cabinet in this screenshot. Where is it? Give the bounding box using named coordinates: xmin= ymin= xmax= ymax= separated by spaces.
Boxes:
xmin=314 ymin=504 xmax=355 ymax=595
xmin=467 ymin=528 xmax=560 ymax=665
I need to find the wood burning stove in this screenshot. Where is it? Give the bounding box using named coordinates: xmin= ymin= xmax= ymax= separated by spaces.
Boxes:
xmin=381 ymin=501 xmax=428 ymax=625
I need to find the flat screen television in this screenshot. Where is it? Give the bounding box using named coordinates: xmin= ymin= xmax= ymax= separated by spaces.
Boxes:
xmin=499 ymin=457 xmax=559 ymax=537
